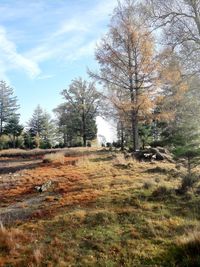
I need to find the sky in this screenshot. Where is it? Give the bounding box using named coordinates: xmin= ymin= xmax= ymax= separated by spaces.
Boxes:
xmin=0 ymin=0 xmax=118 ymax=142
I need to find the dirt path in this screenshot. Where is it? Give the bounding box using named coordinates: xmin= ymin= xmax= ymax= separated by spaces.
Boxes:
xmin=0 ymin=157 xmax=42 ymax=174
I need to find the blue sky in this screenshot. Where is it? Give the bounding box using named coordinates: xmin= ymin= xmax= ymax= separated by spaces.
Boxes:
xmin=0 ymin=0 xmax=118 ymax=131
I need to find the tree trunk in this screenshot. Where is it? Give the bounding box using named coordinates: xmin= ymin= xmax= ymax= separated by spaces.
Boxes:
xmin=82 ymin=108 xmax=87 ymax=147
xmin=63 ymin=133 xmax=67 ymax=147
xmin=83 ymin=133 xmax=87 ymax=147
xmin=120 ymin=121 xmax=124 ymax=151
xmin=131 ymin=110 xmax=139 ymax=151
xmin=187 ymin=156 xmax=191 ymax=177
xmin=0 ymin=118 xmax=2 ymax=135
xmin=13 ymin=135 xmax=16 ymax=148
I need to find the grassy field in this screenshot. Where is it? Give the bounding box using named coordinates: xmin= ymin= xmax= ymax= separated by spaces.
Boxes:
xmin=0 ymin=148 xmax=200 ymax=266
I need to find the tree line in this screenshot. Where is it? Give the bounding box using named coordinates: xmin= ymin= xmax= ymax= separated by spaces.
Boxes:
xmin=0 ymin=78 xmax=100 ymax=149
xmin=0 ymin=0 xmax=200 ymax=162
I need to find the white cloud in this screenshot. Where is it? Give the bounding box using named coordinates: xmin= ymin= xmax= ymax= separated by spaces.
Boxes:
xmin=0 ymin=26 xmax=41 ymax=78
xmin=54 ymin=19 xmax=89 ymax=37
xmin=37 ymin=74 xmax=54 ymax=80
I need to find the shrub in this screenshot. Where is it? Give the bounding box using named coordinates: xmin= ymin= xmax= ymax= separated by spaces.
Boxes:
xmin=173 ymin=230 xmax=200 ymax=266
xmin=0 ymin=223 xmax=28 ymax=254
xmin=0 ymin=135 xmax=9 ymax=150
xmin=152 ymin=186 xmax=172 ymax=199
xmin=87 ymin=141 xmax=91 ymax=147
xmin=179 ymin=174 xmax=199 ymax=193
xmin=143 ymin=182 xmax=153 ymax=190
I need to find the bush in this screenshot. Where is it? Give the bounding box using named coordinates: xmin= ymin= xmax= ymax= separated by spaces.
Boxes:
xmin=143 ymin=182 xmax=153 ymax=190
xmin=180 ymin=174 xmax=199 ymax=193
xmin=173 ymin=230 xmax=200 ymax=266
xmin=152 ymin=186 xmax=172 ymax=199
xmin=0 ymin=134 xmax=9 ymax=150
xmin=87 ymin=141 xmax=91 ymax=147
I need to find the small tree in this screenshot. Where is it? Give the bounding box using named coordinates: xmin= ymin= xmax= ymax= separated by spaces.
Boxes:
xmin=28 ymin=105 xmax=56 ymax=148
xmin=139 ymin=124 xmax=153 ymax=150
xmin=174 ymin=147 xmax=200 ymax=178
xmin=4 ymin=115 xmax=23 ymax=148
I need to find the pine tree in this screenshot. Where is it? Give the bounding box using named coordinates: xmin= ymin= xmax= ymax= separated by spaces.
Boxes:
xmin=4 ymin=115 xmax=23 ymax=148
xmin=0 ymin=80 xmax=19 ymax=134
xmin=28 ymin=105 xmax=56 ymax=148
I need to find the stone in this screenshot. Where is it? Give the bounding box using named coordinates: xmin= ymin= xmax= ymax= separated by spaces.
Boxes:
xmin=35 ymin=180 xmax=52 ymax=192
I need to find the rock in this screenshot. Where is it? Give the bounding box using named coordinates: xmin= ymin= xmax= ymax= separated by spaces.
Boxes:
xmin=35 ymin=180 xmax=52 ymax=192
xmin=133 ymin=147 xmax=174 ymax=163
xmin=156 ymin=147 xmax=168 ymax=154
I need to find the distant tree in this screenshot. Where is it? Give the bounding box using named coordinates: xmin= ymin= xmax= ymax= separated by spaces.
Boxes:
xmin=40 ymin=112 xmax=57 ymax=148
xmin=59 ymin=78 xmax=100 ymax=146
xmin=28 ymin=105 xmax=56 ymax=148
xmin=0 ymin=80 xmax=19 ymax=134
xmin=23 ymin=131 xmax=32 ymax=149
xmin=4 ymin=115 xmax=23 ymax=148
xmin=28 ymin=105 xmax=45 ymax=137
xmin=54 ymin=103 xmax=80 ymax=147
xmin=90 ymin=0 xmax=158 ymax=151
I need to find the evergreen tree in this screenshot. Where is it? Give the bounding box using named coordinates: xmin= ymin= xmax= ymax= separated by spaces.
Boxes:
xmin=28 ymin=105 xmax=56 ymax=148
xmin=4 ymin=115 xmax=23 ymax=148
xmin=0 ymin=80 xmax=19 ymax=134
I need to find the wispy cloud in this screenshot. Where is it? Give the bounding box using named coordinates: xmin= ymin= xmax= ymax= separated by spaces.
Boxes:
xmin=0 ymin=26 xmax=41 ymax=79
xmin=0 ymin=0 xmax=118 ymax=81
xmin=25 ymin=0 xmax=117 ymax=65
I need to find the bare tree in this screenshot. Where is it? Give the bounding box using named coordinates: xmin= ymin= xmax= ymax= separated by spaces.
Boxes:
xmin=146 ymin=0 xmax=200 ymax=73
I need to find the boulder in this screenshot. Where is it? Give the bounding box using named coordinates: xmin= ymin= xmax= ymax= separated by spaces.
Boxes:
xmin=35 ymin=180 xmax=52 ymax=192
xmin=133 ymin=147 xmax=174 ymax=163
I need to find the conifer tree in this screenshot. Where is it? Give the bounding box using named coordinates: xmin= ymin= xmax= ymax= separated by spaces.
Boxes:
xmin=0 ymin=80 xmax=19 ymax=134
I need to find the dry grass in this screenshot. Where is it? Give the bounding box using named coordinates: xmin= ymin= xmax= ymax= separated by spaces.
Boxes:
xmin=178 ymin=230 xmax=200 ymax=253
xmin=43 ymin=152 xmax=65 ymax=164
xmin=0 ymin=223 xmax=30 ymax=254
xmin=1 ymin=148 xmax=200 ymax=266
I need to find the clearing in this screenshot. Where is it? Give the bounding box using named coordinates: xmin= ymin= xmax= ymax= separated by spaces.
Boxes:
xmin=0 ymin=148 xmax=200 ymax=267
